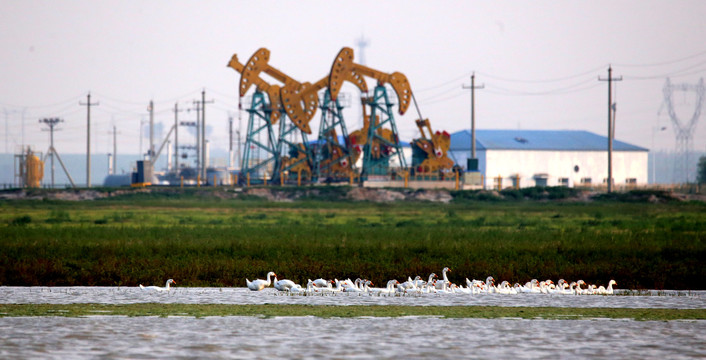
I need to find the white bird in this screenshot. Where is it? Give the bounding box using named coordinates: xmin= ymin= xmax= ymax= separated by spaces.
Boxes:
xmin=466 ymin=278 xmax=485 ymax=294
xmin=246 ymin=271 xmax=276 ymax=291
xmin=597 ymin=280 xmax=617 ymax=295
xmin=342 ymin=278 xmax=363 ymax=292
xmin=399 ymin=276 xmax=422 ymax=292
xmin=538 ymin=280 xmax=555 ymax=294
xmin=450 ymin=283 xmax=472 ymax=294
xmin=412 ymin=275 xmax=427 ymax=288
xmin=419 ymin=280 xmax=438 ymax=293
xmin=288 ymin=284 xmax=306 ymax=294
xmin=305 ymin=279 xmax=316 ymax=293
xmin=435 ymin=267 xmax=452 ymax=290
xmin=320 ymin=280 xmax=345 ymax=293
xmin=520 ymin=279 xmax=541 ymax=293
xmin=551 ymin=279 xmax=572 ymax=295
xmin=485 ymin=276 xmax=496 ymax=294
xmin=339 ymin=278 xmax=356 ymax=288
xmin=361 ymin=280 xmax=373 ymax=292
xmin=435 ymin=279 xmax=453 ymax=293
xmin=139 ymin=279 xmax=176 ymax=292
xmin=274 ymin=277 xmax=299 ymax=291
xmin=496 ymin=281 xmax=517 ymax=295
xmin=566 ymin=282 xmax=578 ymax=295
xmin=311 ymin=278 xmax=332 ymax=288
xmin=307 ymin=279 xmax=343 ymax=293
xmin=369 ymin=280 xmax=399 ymax=295
xmin=512 ymin=283 xmax=532 ymax=294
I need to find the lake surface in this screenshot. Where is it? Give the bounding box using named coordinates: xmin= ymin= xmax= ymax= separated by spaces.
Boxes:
xmin=1 ymin=287 xmax=704 ymax=359
xmin=0 ymin=316 xmax=704 ymax=359
xmin=1 ymin=287 xmax=704 ymax=309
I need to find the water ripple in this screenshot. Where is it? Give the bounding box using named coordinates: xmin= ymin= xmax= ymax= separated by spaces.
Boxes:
xmin=1 ymin=287 xmax=704 ymax=309
xmin=0 ymin=316 xmax=704 ymax=359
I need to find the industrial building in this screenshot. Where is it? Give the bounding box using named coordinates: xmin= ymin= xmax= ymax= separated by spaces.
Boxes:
xmin=448 ymin=130 xmax=648 ymax=189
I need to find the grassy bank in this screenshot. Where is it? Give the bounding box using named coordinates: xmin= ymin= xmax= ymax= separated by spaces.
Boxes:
xmin=1 ymin=189 xmax=704 ymax=289
xmin=0 ymin=304 xmax=703 ymax=320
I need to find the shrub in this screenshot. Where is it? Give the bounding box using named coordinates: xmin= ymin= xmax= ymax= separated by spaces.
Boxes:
xmin=46 ymin=210 xmax=71 ymax=223
xmin=11 ymin=215 xmax=32 ymax=226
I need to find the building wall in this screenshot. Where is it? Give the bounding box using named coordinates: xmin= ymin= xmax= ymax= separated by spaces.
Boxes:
xmin=480 ymin=150 xmax=648 ymax=188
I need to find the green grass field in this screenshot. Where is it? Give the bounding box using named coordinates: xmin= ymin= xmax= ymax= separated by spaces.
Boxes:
xmin=1 ymin=187 xmax=704 ymax=289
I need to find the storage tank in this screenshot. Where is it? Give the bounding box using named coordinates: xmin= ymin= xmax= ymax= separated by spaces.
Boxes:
xmin=25 ymin=152 xmax=44 ymax=188
xmin=16 ymin=148 xmax=44 ymax=188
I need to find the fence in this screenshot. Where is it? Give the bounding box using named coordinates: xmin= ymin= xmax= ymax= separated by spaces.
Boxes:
xmin=1 ymin=177 xmax=702 ymax=194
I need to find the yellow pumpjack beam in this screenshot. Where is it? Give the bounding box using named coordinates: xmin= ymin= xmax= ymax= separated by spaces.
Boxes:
xmin=228 ymin=48 xmax=305 ymax=129
xmin=329 ymin=47 xmax=412 ymax=116
xmin=280 ymin=47 xmax=414 ymax=135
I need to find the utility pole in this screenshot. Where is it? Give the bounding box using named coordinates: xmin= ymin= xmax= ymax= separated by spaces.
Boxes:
xmin=462 ymin=73 xmax=484 ymax=170
xmin=108 ymin=126 xmax=119 ymax=175
xmin=192 ymin=101 xmax=201 ymax=175
xmin=599 ymin=66 xmax=622 ymax=193
xmin=79 ymin=93 xmax=99 ymax=187
xmin=237 ymin=102 xmax=243 ymax=170
xmin=200 ymin=90 xmax=214 ymax=181
xmin=39 ymin=118 xmax=63 ymax=188
xmin=173 ymin=103 xmax=183 ymax=173
xmin=229 ymin=114 xmax=234 ymax=168
xmin=148 ymin=100 xmax=155 ymax=163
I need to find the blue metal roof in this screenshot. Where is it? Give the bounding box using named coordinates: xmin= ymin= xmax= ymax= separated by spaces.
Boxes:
xmin=449 ymin=130 xmax=648 ymax=152
xmin=308 ymin=135 xmax=410 ymax=147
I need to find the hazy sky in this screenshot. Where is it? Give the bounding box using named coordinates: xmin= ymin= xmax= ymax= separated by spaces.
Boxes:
xmin=2 ymin=1 xmax=706 ymax=159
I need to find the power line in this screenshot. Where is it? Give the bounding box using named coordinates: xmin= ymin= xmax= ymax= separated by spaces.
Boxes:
xmin=477 ymin=66 xmax=606 ymax=84
xmin=416 ymin=69 xmax=603 ymax=103
xmin=417 ymin=91 xmax=466 ymax=106
xmin=0 ymin=94 xmax=84 ymax=110
xmin=203 ymin=86 xmax=238 ymax=100
xmin=485 ymin=80 xmax=601 ymax=97
xmin=414 ymin=73 xmax=473 ymax=93
xmin=90 ymin=89 xmax=203 ymax=106
xmin=623 ymin=60 xmax=706 ymax=80
xmin=614 ymin=48 xmax=706 ymax=68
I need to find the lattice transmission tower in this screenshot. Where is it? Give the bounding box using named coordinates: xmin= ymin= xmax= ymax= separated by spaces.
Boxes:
xmin=663 ymin=77 xmax=705 ymax=183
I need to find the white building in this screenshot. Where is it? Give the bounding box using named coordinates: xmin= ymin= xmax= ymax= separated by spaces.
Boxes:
xmin=448 ymin=130 xmax=648 ymax=188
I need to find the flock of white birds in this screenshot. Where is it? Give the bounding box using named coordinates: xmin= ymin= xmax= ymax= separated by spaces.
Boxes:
xmin=243 ymin=267 xmax=619 ymax=296
xmin=137 ymin=268 xmax=617 ymax=295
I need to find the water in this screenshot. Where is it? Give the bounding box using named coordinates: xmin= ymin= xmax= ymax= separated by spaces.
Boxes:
xmin=0 ymin=316 xmax=704 ymax=359
xmin=1 ymin=287 xmax=704 ymax=309
xmin=1 ymin=287 xmax=704 ymax=359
